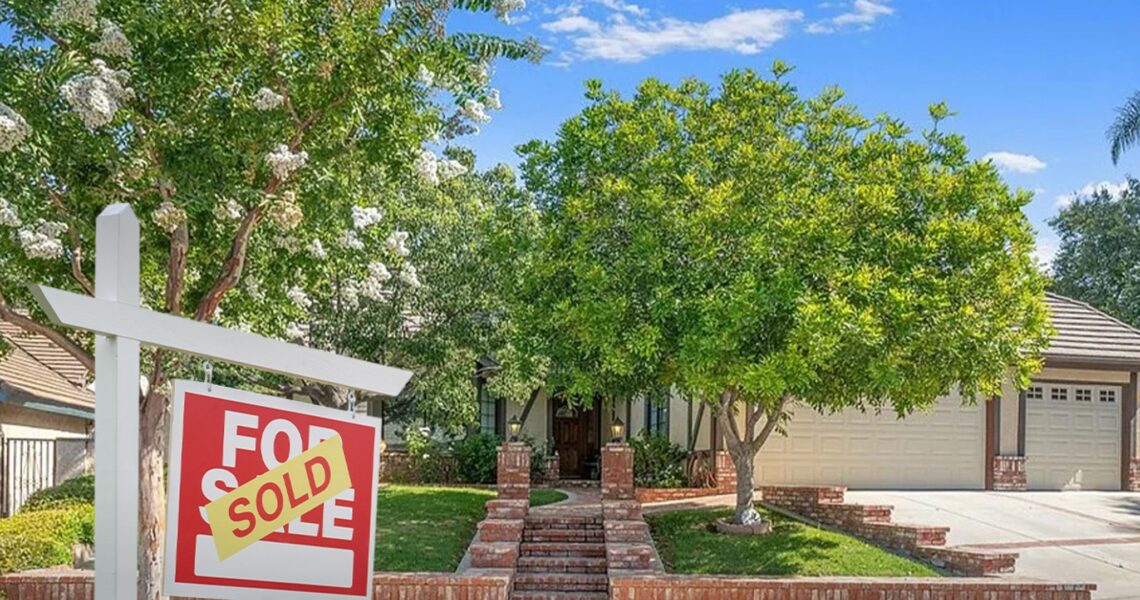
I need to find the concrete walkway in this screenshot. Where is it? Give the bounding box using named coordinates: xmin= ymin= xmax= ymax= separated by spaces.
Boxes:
xmin=845 ymin=491 xmax=1140 ymax=600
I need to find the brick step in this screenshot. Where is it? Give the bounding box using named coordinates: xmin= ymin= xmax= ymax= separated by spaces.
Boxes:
xmin=523 ymin=529 xmax=605 ymax=543
xmin=860 ymin=522 xmax=949 ymax=548
xmin=486 ymin=499 xmax=528 ymax=520
xmin=513 ymin=573 xmax=608 ymax=592
xmin=525 ymin=516 xmax=603 ymax=529
xmin=520 ymin=542 xmax=607 ymax=558
xmin=511 ymin=592 xmax=608 ymax=600
xmin=517 ymin=556 xmax=608 ymax=574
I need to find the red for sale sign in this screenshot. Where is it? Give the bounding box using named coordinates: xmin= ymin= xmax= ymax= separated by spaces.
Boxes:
xmin=164 ymin=380 xmax=381 ymax=600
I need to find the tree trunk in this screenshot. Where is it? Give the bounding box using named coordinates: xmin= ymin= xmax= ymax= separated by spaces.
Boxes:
xmin=731 ymin=447 xmax=761 ymax=525
xmin=138 ymin=392 xmax=168 ymax=600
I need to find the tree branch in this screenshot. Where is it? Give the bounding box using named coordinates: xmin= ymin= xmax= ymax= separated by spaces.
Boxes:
xmin=193 ymin=205 xmax=264 ymax=322
xmin=164 ymin=224 xmax=189 ymax=315
xmin=0 ymin=295 xmax=94 ymax=371
xmin=749 ymin=393 xmax=791 ymax=454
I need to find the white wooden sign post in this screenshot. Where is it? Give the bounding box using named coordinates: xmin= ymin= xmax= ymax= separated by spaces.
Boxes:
xmin=29 ymin=204 xmax=413 ymax=600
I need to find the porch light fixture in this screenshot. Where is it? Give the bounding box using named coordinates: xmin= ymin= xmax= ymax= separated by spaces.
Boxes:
xmin=508 ymin=415 xmax=522 ymax=441
xmin=611 ymin=417 xmax=625 ymax=443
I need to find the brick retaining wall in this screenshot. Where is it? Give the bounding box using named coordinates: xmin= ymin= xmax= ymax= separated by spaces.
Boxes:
xmin=991 ymin=456 xmax=1027 ymax=491
xmin=610 ymin=574 xmax=1095 ymax=600
xmin=1128 ymin=458 xmax=1140 ymax=492
xmin=0 ymin=570 xmax=513 ymax=600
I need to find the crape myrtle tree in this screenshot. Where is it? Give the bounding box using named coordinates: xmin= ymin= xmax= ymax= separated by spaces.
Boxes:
xmin=1051 ymin=179 xmax=1140 ymax=327
xmin=518 ymin=65 xmax=1052 ymax=526
xmin=0 ymin=0 xmax=538 ymax=596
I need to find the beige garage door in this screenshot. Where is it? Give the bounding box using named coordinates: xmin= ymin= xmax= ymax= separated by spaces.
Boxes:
xmin=1025 ymin=382 xmax=1120 ymax=491
xmin=755 ymin=389 xmax=985 ymax=489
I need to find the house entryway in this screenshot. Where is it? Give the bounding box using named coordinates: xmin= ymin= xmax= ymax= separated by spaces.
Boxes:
xmin=551 ymin=397 xmax=601 ymax=480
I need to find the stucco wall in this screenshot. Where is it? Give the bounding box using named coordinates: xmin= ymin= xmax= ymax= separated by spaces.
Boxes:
xmin=0 ymin=403 xmax=89 ymax=440
xmin=999 ymin=379 xmax=1021 ymax=455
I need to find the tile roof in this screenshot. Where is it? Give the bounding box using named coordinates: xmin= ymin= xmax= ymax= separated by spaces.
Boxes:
xmin=0 ymin=320 xmax=93 ymax=410
xmin=1044 ymin=293 xmax=1140 ymax=364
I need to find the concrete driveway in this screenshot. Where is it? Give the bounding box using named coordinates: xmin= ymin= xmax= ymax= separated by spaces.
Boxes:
xmin=845 ymin=491 xmax=1140 ymax=600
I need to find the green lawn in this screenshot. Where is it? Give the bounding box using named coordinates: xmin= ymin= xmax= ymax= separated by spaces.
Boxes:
xmin=647 ymin=508 xmax=940 ymax=577
xmin=374 ymin=485 xmax=570 ymax=572
xmin=529 ymin=489 xmax=569 ymax=507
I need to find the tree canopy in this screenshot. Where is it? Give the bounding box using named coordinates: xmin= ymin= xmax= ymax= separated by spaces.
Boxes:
xmin=1051 ymin=179 xmax=1140 ymax=327
xmin=518 ymin=66 xmax=1052 ymax=523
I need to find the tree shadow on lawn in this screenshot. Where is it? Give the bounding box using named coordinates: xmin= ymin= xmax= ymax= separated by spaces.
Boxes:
xmin=647 ymin=508 xmax=938 ymax=577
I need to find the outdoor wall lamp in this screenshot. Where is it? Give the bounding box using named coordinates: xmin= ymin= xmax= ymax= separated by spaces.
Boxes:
xmin=611 ymin=417 xmax=625 ymax=443
xmin=508 ymin=415 xmax=522 ymax=441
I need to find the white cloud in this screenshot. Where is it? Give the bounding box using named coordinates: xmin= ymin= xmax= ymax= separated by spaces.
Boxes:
xmin=543 ymin=8 xmax=804 ymax=63
xmin=982 ymin=151 xmax=1047 ymax=174
xmin=1055 ymin=180 xmax=1129 ymax=208
xmin=807 ymin=0 xmax=893 ymax=34
xmin=594 ymin=0 xmax=647 ymax=16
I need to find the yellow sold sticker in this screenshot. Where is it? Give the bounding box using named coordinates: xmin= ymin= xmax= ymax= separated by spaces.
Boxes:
xmin=204 ymin=434 xmax=351 ymax=560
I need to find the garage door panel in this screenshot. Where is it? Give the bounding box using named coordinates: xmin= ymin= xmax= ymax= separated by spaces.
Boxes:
xmin=755 ymin=395 xmax=985 ymax=490
xmin=1026 ymin=382 xmax=1121 ymax=491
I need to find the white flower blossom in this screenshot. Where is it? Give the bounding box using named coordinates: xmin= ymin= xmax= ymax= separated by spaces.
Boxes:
xmin=91 ymin=19 xmax=133 ymax=59
xmin=265 ymin=144 xmax=309 ymax=181
xmin=252 ymin=87 xmax=284 ymax=111
xmin=17 ymin=220 xmax=68 ymax=260
xmin=286 ymin=286 xmax=311 ymax=309
xmin=51 ymin=0 xmax=98 ymax=30
xmin=414 ymin=149 xmax=439 ymax=185
xmin=340 ymin=280 xmax=360 ymax=308
xmin=386 ymin=230 xmax=410 ymax=257
xmin=417 ymin=65 xmax=435 ymax=87
xmin=399 ymin=264 xmax=422 ymax=288
xmin=0 ymin=103 xmax=31 ymax=151
xmin=486 ymin=88 xmax=502 ymax=111
xmin=493 ymin=0 xmax=526 ymax=24
xmin=151 ymin=201 xmax=186 ymax=233
xmin=437 ymin=158 xmax=468 ymax=181
xmin=460 ymin=99 xmax=492 ymax=123
xmin=244 ymin=277 xmax=265 ymax=301
xmin=0 ymin=199 xmax=20 ymax=227
xmin=267 ymin=190 xmax=303 ymax=229
xmin=360 ymin=262 xmax=392 ymax=301
xmin=338 ymin=229 xmax=364 ymax=250
xmin=307 ymin=238 xmax=326 ymax=259
xmin=60 ymin=60 xmax=133 ymax=129
xmin=272 ymin=232 xmax=300 ymax=253
xmin=351 ymin=206 xmax=383 ymax=229
xmin=284 ymin=321 xmax=309 ymax=341
xmin=213 ymin=196 xmax=243 ymax=221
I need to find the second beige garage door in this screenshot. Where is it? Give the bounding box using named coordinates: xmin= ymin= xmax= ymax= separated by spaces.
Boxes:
xmin=755 ymin=389 xmax=985 ymax=489
xmin=1025 ymin=382 xmax=1121 ymax=490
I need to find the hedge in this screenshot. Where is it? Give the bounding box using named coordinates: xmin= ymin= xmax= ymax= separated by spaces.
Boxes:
xmin=0 ymin=505 xmax=94 ymax=575
xmin=20 ymin=474 xmax=94 ymax=513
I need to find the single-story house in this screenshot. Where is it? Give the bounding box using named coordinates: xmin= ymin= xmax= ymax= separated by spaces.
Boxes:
xmin=472 ymin=293 xmax=1140 ymax=492
xmin=0 ymin=320 xmax=94 ymax=514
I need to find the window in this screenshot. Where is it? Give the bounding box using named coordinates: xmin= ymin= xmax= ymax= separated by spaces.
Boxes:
xmin=646 ymin=402 xmax=669 ymax=436
xmin=477 ymin=378 xmax=501 ymax=435
xmin=1075 ymin=388 xmax=1093 ymax=402
xmin=1050 ymin=387 xmax=1068 ymax=401
xmin=1099 ymin=389 xmax=1117 ymax=403
xmin=1025 ymin=386 xmax=1044 ymax=400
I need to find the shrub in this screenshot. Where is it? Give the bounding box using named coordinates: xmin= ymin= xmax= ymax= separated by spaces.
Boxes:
xmin=520 ymin=435 xmax=551 ymax=483
xmin=630 ymin=432 xmax=687 ymax=488
xmin=20 ymin=474 xmax=94 ymax=513
xmin=455 ymin=432 xmax=502 ymax=484
xmin=0 ymin=505 xmax=94 ymax=574
xmin=404 ymin=427 xmax=455 ymax=483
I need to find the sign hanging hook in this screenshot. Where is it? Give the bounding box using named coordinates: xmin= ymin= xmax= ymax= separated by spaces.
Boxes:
xmin=203 ymin=361 xmax=213 ymax=392
xmin=347 ymin=390 xmax=357 ymax=419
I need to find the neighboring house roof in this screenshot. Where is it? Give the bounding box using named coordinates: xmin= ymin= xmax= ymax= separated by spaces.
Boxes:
xmin=1044 ymin=293 xmax=1140 ymax=366
xmin=0 ymin=320 xmax=94 ymax=420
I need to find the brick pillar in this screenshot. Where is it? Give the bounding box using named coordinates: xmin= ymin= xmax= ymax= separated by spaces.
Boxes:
xmin=497 ymin=442 xmax=531 ymax=500
xmin=713 ymin=451 xmax=736 ymax=493
xmin=601 ymin=442 xmax=635 ymax=501
xmin=991 ymin=456 xmax=1027 ymax=491
xmin=1128 ymin=459 xmax=1140 ymax=492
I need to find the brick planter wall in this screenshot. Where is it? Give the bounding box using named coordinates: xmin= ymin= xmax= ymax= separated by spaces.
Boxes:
xmin=759 ymin=485 xmax=1018 ymax=576
xmin=0 ymin=570 xmax=513 ymax=600
xmin=991 ymin=455 xmax=1027 ymax=491
xmin=635 ymin=486 xmax=723 ymax=503
xmin=610 ymin=574 xmax=1095 ymax=600
xmin=1128 ymin=458 xmax=1140 ymax=492
xmin=379 ymin=450 xmax=460 ymax=483
xmin=468 ymin=443 xmax=531 ymax=570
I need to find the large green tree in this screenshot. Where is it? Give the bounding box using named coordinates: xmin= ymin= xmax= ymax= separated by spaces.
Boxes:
xmin=1051 ymin=179 xmax=1140 ymax=326
xmin=0 ymin=0 xmax=537 ymax=595
xmin=519 ymin=67 xmax=1051 ymax=525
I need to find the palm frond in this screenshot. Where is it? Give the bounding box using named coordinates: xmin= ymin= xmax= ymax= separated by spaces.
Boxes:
xmin=1109 ymin=90 xmax=1140 ymax=165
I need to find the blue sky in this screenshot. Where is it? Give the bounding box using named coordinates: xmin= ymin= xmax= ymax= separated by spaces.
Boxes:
xmin=464 ymin=0 xmax=1140 ymax=265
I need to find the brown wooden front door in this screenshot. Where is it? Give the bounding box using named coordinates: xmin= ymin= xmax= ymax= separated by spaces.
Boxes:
xmin=552 ymin=398 xmax=599 ymax=479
